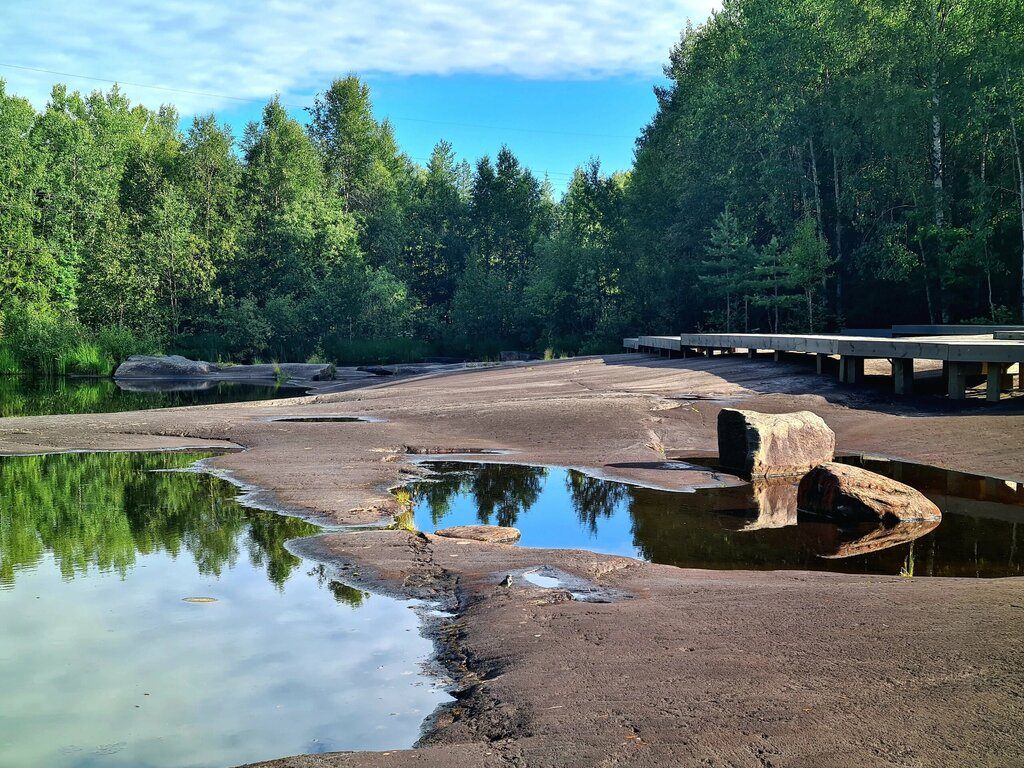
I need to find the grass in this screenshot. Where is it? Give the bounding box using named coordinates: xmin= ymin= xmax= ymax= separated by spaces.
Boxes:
xmin=0 ymin=346 xmax=21 ymax=375
xmin=901 ymin=548 xmax=917 ymax=577
xmin=63 ymin=342 xmax=114 ymax=376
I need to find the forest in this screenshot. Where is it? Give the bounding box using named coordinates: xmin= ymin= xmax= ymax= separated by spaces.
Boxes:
xmin=1 ymin=0 xmax=1023 ymax=374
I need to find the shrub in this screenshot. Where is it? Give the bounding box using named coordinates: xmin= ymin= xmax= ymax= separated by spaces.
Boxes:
xmin=0 ymin=346 xmax=20 ymax=375
xmin=323 ymin=336 xmax=435 ymax=365
xmin=63 ymin=342 xmax=114 ymax=376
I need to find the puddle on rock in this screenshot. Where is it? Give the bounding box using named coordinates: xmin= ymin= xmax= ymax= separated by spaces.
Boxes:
xmin=407 ymin=459 xmax=1024 ymax=578
xmin=0 ymin=451 xmax=449 ymax=768
xmin=270 ymin=416 xmax=373 ymax=423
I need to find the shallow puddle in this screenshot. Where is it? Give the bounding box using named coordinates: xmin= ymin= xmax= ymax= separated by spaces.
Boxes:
xmin=270 ymin=416 xmax=372 ymax=423
xmin=408 ymin=458 xmax=1024 ymax=577
xmin=0 ymin=451 xmax=449 ymax=767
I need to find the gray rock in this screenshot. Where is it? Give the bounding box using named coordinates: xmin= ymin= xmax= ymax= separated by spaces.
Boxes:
xmin=114 ymin=355 xmax=220 ymax=379
xmin=718 ymin=408 xmax=835 ymax=478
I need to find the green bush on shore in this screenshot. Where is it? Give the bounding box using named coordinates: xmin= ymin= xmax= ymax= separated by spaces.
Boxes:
xmin=0 ymin=307 xmax=159 ymax=377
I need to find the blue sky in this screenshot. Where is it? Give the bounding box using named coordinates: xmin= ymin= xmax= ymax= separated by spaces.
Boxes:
xmin=0 ymin=0 xmax=719 ymax=195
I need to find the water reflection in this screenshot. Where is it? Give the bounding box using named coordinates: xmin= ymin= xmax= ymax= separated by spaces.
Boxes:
xmin=0 ymin=451 xmax=312 ymax=588
xmin=410 ymin=460 xmax=1024 ymax=577
xmin=0 ymin=376 xmax=305 ymax=417
xmin=0 ymin=451 xmax=448 ymax=767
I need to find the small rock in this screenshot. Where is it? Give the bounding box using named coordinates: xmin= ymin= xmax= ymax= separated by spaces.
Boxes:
xmin=718 ymin=408 xmax=835 ymax=477
xmin=797 ymin=462 xmax=942 ymax=523
xmin=434 ymin=525 xmax=522 ymax=544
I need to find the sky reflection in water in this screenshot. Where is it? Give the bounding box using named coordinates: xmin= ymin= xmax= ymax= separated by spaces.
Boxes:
xmin=0 ymin=451 xmax=448 ymax=768
xmin=409 ymin=458 xmax=1024 ymax=578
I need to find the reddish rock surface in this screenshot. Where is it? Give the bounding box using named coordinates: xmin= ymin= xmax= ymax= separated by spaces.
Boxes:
xmin=798 ymin=461 xmax=942 ymax=523
xmin=718 ymin=408 xmax=836 ymax=477
xmin=434 ymin=525 xmax=521 ymax=544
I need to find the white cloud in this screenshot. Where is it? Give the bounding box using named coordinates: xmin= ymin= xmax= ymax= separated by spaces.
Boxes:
xmin=0 ymin=0 xmax=719 ymax=113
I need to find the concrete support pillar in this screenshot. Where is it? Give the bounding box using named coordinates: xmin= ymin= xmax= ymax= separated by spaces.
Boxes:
xmin=815 ymin=353 xmax=827 ymax=375
xmin=772 ymin=350 xmax=782 ymax=363
xmin=746 ymin=349 xmax=756 ymax=359
xmin=893 ymin=358 xmax=914 ymax=395
xmin=839 ymin=356 xmax=864 ymax=385
xmin=987 ymin=364 xmax=1004 ymax=402
xmin=947 ymin=361 xmax=968 ymax=400
xmin=681 ymin=347 xmax=689 ymax=359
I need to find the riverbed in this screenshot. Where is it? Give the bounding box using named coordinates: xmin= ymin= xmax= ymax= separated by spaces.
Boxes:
xmin=2 ymin=353 xmax=1023 ymax=767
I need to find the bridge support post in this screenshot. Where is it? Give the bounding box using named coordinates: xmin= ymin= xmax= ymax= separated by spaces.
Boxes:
xmin=839 ymin=356 xmax=864 ymax=385
xmin=893 ymin=358 xmax=914 ymax=395
xmin=947 ymin=361 xmax=968 ymax=400
xmin=815 ymin=353 xmax=827 ymax=375
xmin=772 ymin=350 xmax=782 ymax=362
xmin=987 ymin=364 xmax=1004 ymax=402
xmin=746 ymin=349 xmax=756 ymax=359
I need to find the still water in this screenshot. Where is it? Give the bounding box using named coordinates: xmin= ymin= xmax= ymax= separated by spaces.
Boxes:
xmin=0 ymin=451 xmax=448 ymax=768
xmin=0 ymin=376 xmax=307 ymax=417
xmin=409 ymin=457 xmax=1024 ymax=578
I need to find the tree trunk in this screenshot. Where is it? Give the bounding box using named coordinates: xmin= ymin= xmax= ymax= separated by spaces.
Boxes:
xmin=1010 ymin=107 xmax=1024 ymax=320
xmin=831 ymin=145 xmax=844 ymax=317
xmin=930 ymin=69 xmax=948 ymax=323
xmin=808 ymin=138 xmax=824 ymax=233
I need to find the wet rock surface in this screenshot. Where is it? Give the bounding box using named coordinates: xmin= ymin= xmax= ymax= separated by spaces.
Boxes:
xmin=798 ymin=461 xmax=943 ymax=523
xmin=434 ymin=525 xmax=522 ymax=544
xmin=718 ymin=408 xmax=836 ymax=477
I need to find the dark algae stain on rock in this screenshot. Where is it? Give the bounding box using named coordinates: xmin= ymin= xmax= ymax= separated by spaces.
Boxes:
xmin=407 ymin=459 xmax=1024 ymax=577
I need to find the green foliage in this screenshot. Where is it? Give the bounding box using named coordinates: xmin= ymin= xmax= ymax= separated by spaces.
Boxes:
xmin=324 ymin=336 xmax=433 ymax=365
xmin=3 ymin=26 xmax=1023 ymax=374
xmin=0 ymin=345 xmax=20 ymax=375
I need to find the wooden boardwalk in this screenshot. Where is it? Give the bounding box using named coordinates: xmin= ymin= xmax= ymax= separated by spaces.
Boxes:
xmin=623 ymin=332 xmax=1024 ymax=401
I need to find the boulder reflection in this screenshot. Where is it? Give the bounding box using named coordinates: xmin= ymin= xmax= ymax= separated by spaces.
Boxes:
xmin=410 ymin=460 xmax=1024 ymax=578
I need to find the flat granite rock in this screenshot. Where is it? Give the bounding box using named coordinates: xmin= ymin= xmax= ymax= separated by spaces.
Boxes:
xmin=718 ymin=408 xmax=835 ymax=478
xmin=114 ymin=354 xmax=220 ymax=379
xmin=798 ymin=461 xmax=942 ymax=523
xmin=434 ymin=525 xmax=522 ymax=544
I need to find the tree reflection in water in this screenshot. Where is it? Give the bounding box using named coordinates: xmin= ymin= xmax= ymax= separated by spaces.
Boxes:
xmin=565 ymin=470 xmax=629 ymax=533
xmin=407 ymin=460 xmax=1024 ymax=578
xmin=0 ymin=451 xmax=319 ymax=589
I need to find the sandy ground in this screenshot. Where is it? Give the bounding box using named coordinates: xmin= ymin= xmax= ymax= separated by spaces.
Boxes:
xmin=3 ymin=353 xmax=1024 ymax=767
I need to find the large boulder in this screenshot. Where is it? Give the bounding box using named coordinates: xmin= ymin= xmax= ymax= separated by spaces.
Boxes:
xmin=114 ymin=354 xmax=220 ymax=379
xmin=797 ymin=462 xmax=942 ymax=523
xmin=434 ymin=525 xmax=521 ymax=544
xmin=718 ymin=409 xmax=835 ymax=478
